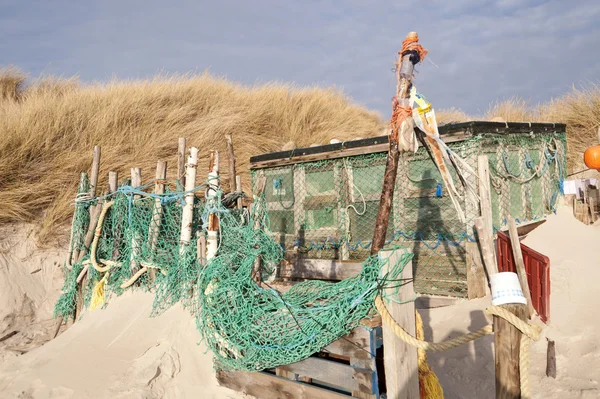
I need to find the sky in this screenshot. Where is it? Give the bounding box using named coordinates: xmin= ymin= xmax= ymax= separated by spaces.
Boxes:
xmin=1 ymin=0 xmax=599 ymax=116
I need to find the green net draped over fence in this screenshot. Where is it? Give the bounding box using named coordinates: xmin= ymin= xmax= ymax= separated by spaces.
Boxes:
xmin=54 ymin=176 xmax=412 ymax=371
xmin=252 ymin=132 xmax=567 ymax=297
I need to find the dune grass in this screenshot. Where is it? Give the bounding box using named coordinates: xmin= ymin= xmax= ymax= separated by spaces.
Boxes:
xmin=0 ymin=70 xmax=383 ymax=245
xmin=0 ymin=68 xmax=598 ymax=245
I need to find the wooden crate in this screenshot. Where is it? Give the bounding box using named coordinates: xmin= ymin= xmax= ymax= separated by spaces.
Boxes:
xmin=217 ymin=323 xmax=383 ymax=399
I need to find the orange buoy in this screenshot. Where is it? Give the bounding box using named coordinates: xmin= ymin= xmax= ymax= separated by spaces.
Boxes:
xmin=584 ymin=145 xmax=600 ymax=171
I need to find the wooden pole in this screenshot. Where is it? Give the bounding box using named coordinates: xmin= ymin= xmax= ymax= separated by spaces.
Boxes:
xmin=371 ymin=31 xmax=419 ymax=256
xmin=252 ymin=175 xmax=267 ymax=283
xmin=178 ymin=137 xmax=186 ymax=189
xmin=478 ymin=155 xmax=496 ymax=248
xmin=130 ymin=168 xmax=142 ymax=275
xmin=180 ymin=147 xmax=198 ymax=252
xmin=108 ymin=171 xmax=118 ymax=194
xmin=507 ymin=216 xmax=535 ymax=317
xmin=381 ymin=249 xmax=419 ymax=399
xmin=226 ymin=134 xmax=237 ymax=193
xmin=90 ymin=146 xmax=101 ymax=198
xmin=148 ymin=161 xmax=167 ymax=281
xmin=235 ymin=175 xmax=243 ymax=209
xmin=494 ymin=303 xmax=528 ymax=398
xmin=207 ymin=150 xmax=220 ymax=231
xmin=69 ymin=172 xmax=89 ymax=265
xmin=546 ymin=339 xmax=556 ymax=378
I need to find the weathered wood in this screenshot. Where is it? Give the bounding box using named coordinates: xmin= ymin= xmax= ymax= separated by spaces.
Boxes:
xmin=478 ymin=155 xmax=495 ymax=239
xmin=279 ymin=258 xmax=363 ymax=280
xmin=546 ymin=339 xmax=556 ymax=378
xmin=475 ymin=216 xmax=499 ymax=276
xmin=226 ymin=134 xmax=237 ymax=193
xmin=252 ymin=175 xmax=267 ymax=283
xmin=180 ymin=147 xmax=198 ymax=252
xmin=277 ymin=357 xmax=376 ymax=397
xmin=235 ymin=175 xmax=243 ymax=209
xmin=197 ymin=231 xmax=207 ymax=267
xmin=108 ymin=171 xmax=118 ymax=194
xmin=207 ymin=150 xmax=220 ymax=231
xmin=177 ymin=137 xmax=186 ymax=188
xmin=380 ymin=248 xmax=419 ymax=399
xmin=148 ymin=161 xmax=167 ymax=281
xmin=217 ymin=369 xmax=349 ymax=399
xmin=89 ymin=146 xmax=101 ymax=197
xmin=249 ymin=134 xmax=468 ymax=170
xmin=466 ymin=241 xmax=487 ymax=299
xmin=130 ymin=168 xmax=142 ymax=275
xmin=69 ymin=172 xmax=89 ymax=265
xmin=494 ymin=303 xmax=528 ymax=398
xmin=507 ymin=216 xmax=535 ymax=317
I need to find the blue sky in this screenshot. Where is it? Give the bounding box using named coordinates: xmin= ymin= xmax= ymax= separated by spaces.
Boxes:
xmin=1 ymin=0 xmax=599 ymax=116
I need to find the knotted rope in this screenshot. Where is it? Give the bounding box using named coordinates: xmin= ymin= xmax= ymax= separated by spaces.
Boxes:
xmin=375 ymin=296 xmax=542 ymax=398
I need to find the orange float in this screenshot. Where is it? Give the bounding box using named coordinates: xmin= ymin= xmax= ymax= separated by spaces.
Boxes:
xmin=584 ymin=145 xmax=600 ymax=171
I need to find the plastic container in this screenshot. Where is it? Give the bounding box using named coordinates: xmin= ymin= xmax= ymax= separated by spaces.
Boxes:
xmin=490 ymin=272 xmax=527 ymax=306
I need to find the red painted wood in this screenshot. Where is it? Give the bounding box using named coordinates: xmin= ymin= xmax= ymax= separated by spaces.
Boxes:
xmin=496 ymin=231 xmax=550 ymax=323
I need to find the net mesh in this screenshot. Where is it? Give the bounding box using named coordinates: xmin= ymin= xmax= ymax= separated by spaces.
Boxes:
xmin=54 ymin=177 xmax=412 ymax=372
xmin=252 ymin=132 xmax=567 ymax=297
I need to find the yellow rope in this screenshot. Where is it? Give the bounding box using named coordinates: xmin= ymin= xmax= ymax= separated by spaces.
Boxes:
xmin=89 ymin=271 xmax=109 ymax=310
xmin=120 ymin=266 xmax=148 ymax=289
xmin=375 ymin=296 xmax=542 ymax=399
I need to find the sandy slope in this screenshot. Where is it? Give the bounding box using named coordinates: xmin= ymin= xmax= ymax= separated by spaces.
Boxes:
xmin=0 ymin=292 xmax=241 ymax=399
xmin=0 ymin=205 xmax=598 ymax=398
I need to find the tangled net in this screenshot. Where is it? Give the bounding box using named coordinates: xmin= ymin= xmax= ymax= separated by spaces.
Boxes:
xmin=54 ymin=176 xmax=413 ymax=372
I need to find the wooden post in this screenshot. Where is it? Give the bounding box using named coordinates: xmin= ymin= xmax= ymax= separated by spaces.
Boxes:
xmin=75 ymin=146 xmax=102 ymax=320
xmin=90 ymin=146 xmax=101 ymax=198
xmin=226 ymin=135 xmax=237 ymax=193
xmin=148 ymin=161 xmax=167 ymax=281
xmin=546 ymin=339 xmax=556 ymax=378
xmin=178 ymin=137 xmax=186 ymax=188
xmin=69 ymin=172 xmax=89 ymax=265
xmin=507 ymin=216 xmax=535 ymax=317
xmin=494 ymin=303 xmax=528 ymax=398
xmin=474 ymin=217 xmax=498 ymax=276
xmin=478 ymin=155 xmax=495 ymax=242
xmin=180 ymin=147 xmax=198 ymax=252
xmin=235 ymin=175 xmax=243 ymax=209
xmin=371 ymin=31 xmax=420 ymax=256
xmin=466 ymin=241 xmax=487 ymax=299
xmin=130 ymin=168 xmax=142 ymax=275
xmin=252 ymin=176 xmax=267 ymax=283
xmin=207 ymin=151 xmax=220 ymax=231
xmin=381 ymin=249 xmax=419 ymax=399
xmin=108 ymin=171 xmax=118 ymax=194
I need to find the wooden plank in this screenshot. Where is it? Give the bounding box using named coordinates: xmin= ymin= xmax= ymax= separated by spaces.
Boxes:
xmin=466 ymin=241 xmax=487 ymax=299
xmin=380 ymin=249 xmax=419 ymax=399
xmin=475 ymin=217 xmax=499 ymax=276
xmin=507 ymin=216 xmax=535 ymax=317
xmin=279 ymin=258 xmax=363 ymax=280
xmin=226 ymin=134 xmax=237 ymax=193
xmin=546 ymin=339 xmax=556 ymax=378
xmin=217 ymin=370 xmax=350 ymax=399
xmin=277 ymin=357 xmax=376 ymax=396
xmin=494 ymin=303 xmax=528 ymax=398
xmin=148 ymin=161 xmax=167 ymax=281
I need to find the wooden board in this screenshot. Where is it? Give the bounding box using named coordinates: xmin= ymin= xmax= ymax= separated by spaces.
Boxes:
xmin=465 ymin=241 xmax=487 ymax=299
xmin=217 ymin=370 xmax=350 ymax=399
xmin=380 ymin=249 xmax=419 ymax=399
xmin=277 ymin=357 xmax=377 ymax=397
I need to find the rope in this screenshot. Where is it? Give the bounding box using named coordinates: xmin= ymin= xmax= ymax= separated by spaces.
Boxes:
xmin=90 ymin=201 xmax=114 ymax=273
xmin=375 ymin=296 xmax=542 ymax=398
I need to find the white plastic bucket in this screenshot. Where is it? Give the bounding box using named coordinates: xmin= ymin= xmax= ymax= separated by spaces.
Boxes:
xmin=490 ymin=272 xmax=527 ymax=306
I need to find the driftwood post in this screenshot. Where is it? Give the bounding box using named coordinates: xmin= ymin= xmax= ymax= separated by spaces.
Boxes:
xmin=235 ymin=176 xmax=243 ymax=209
xmin=252 ymin=176 xmax=267 ymax=283
xmin=75 ymin=146 xmax=102 ymax=320
xmin=178 ymin=137 xmax=187 ymax=189
xmin=206 ymin=151 xmax=220 ymax=262
xmin=180 ymin=147 xmax=198 ymax=253
xmin=226 ymin=135 xmax=237 ymax=193
xmin=148 ymin=161 xmax=167 ymax=281
xmin=68 ymin=172 xmax=89 ymax=266
xmin=371 ymin=32 xmax=422 ymax=399
xmin=129 ymin=168 xmax=142 ymax=276
xmin=508 ymin=216 xmax=535 ymax=317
